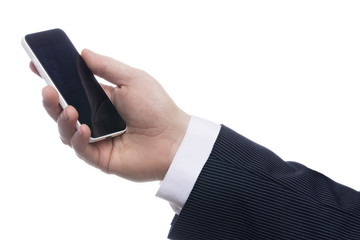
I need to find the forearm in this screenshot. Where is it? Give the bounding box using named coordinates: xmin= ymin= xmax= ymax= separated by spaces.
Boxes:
xmin=159 ymin=123 xmax=360 ymax=239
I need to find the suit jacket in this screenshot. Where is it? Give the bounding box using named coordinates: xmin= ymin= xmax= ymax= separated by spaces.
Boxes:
xmin=168 ymin=125 xmax=360 ymax=240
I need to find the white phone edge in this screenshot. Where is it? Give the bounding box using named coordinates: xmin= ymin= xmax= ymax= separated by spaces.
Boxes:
xmin=21 ymin=36 xmax=126 ymax=143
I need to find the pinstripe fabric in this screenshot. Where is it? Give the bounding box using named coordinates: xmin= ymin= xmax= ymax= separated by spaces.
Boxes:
xmin=168 ymin=125 xmax=360 ymax=240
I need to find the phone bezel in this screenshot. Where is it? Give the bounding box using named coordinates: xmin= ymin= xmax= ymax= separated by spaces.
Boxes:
xmin=22 ymin=29 xmax=127 ymax=142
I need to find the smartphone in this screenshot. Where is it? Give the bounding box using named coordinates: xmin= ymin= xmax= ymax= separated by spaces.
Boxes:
xmin=22 ymin=28 xmax=127 ymax=142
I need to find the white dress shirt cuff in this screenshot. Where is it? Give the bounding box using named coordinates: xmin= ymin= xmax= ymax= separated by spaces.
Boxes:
xmin=156 ymin=116 xmax=221 ymax=214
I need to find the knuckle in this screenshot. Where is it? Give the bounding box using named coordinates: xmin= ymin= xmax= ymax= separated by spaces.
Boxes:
xmin=60 ymin=135 xmax=72 ymax=147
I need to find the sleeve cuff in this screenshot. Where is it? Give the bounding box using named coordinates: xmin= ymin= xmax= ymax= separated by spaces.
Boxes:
xmin=156 ymin=116 xmax=221 ymax=214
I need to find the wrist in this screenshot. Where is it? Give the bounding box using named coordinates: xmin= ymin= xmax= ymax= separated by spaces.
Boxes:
xmin=156 ymin=116 xmax=221 ymax=213
xmin=160 ymin=110 xmax=191 ymax=180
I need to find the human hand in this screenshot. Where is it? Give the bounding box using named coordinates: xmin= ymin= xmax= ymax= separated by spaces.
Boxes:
xmin=31 ymin=49 xmax=190 ymax=182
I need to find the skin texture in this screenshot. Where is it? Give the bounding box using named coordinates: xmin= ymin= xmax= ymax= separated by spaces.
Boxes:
xmin=31 ymin=49 xmax=190 ymax=182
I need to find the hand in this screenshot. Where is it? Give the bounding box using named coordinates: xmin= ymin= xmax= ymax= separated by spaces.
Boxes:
xmin=31 ymin=49 xmax=190 ymax=182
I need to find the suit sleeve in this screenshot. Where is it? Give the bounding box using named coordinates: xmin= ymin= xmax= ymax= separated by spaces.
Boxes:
xmin=168 ymin=125 xmax=360 ymax=240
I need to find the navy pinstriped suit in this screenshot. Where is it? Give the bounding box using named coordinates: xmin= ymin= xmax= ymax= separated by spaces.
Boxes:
xmin=168 ymin=126 xmax=360 ymax=239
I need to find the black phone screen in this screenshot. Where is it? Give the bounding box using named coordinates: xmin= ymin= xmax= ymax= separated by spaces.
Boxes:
xmin=25 ymin=29 xmax=126 ymax=139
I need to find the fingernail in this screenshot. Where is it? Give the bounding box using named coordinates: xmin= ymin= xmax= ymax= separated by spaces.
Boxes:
xmin=61 ymin=109 xmax=69 ymax=121
xmin=78 ymin=125 xmax=84 ymax=136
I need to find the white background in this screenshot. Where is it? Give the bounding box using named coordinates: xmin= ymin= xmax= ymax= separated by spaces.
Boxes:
xmin=1 ymin=1 xmax=359 ymax=239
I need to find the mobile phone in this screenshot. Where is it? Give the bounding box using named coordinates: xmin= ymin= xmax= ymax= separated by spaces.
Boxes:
xmin=22 ymin=28 xmax=127 ymax=142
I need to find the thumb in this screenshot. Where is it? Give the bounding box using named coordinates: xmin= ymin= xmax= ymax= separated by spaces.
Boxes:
xmin=81 ymin=49 xmax=135 ymax=86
